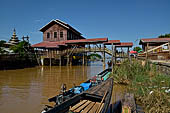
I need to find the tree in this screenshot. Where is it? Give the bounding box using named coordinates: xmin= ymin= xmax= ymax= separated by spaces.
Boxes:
xmin=10 ymin=41 xmax=31 ymax=56
xmin=0 ymin=40 xmax=6 ymax=47
xmin=88 ymin=53 xmax=102 ymax=60
xmin=133 ymin=46 xmax=142 ymax=52
xmin=158 ymin=33 xmax=170 ymax=38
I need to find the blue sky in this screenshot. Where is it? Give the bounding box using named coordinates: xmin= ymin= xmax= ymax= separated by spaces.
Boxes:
xmin=0 ymin=0 xmax=170 ymax=46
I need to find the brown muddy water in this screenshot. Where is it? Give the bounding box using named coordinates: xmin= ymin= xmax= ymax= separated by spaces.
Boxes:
xmin=0 ymin=62 xmax=125 ymax=113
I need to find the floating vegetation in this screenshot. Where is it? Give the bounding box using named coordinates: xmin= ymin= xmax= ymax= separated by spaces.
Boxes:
xmin=112 ymin=59 xmax=170 ymax=112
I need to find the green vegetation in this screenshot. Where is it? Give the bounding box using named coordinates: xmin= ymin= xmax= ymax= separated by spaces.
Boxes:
xmin=112 ymin=60 xmax=170 ymax=112
xmin=87 ymin=53 xmax=102 ymax=60
xmin=133 ymin=46 xmax=142 ymax=53
xmin=158 ymin=33 xmax=170 ymax=38
xmin=0 ymin=40 xmax=6 ymax=47
xmin=0 ymin=40 xmax=6 ymax=54
xmin=10 ymin=41 xmax=32 ymax=56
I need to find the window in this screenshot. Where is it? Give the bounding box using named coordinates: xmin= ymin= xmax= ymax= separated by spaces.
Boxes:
xmin=54 ymin=32 xmax=57 ymax=38
xmin=60 ymin=31 xmax=63 ymax=38
xmin=67 ymin=31 xmax=70 ymax=40
xmin=47 ymin=32 xmax=50 ymax=38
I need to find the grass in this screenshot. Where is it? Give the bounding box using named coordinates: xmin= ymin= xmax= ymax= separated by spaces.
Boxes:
xmin=112 ymin=60 xmax=170 ymax=113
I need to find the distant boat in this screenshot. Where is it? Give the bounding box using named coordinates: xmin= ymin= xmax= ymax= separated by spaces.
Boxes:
xmin=43 ymin=78 xmax=113 ymax=113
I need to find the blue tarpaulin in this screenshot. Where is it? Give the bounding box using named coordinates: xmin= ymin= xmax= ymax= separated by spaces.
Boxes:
xmin=80 ymin=82 xmax=92 ymax=91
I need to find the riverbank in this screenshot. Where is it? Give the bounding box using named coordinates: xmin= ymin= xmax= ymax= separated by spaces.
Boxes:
xmin=0 ymin=54 xmax=38 ymax=70
xmin=111 ymin=60 xmax=170 ymax=112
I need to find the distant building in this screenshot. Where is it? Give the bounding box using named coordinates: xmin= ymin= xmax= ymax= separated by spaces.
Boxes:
xmin=8 ymin=29 xmax=20 ymax=45
xmin=139 ymin=38 xmax=170 ymax=51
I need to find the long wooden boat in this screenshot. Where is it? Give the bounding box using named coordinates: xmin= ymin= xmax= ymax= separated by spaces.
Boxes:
xmin=43 ymin=78 xmax=113 ymax=113
xmin=44 ymin=69 xmax=111 ymax=108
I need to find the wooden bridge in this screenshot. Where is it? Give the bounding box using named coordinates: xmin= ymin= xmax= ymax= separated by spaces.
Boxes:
xmin=33 ymin=38 xmax=133 ymax=66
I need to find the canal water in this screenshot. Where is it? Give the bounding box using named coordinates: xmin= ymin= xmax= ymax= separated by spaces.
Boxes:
xmin=0 ymin=61 xmax=125 ymax=113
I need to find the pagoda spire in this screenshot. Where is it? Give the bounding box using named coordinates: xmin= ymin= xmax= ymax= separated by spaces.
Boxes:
xmin=9 ymin=28 xmax=20 ymax=45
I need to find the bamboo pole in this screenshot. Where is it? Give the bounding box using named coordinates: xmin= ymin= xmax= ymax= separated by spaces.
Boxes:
xmin=49 ymin=49 xmax=52 ymax=66
xmin=83 ymin=47 xmax=85 ymax=65
xmin=169 ymin=41 xmax=170 ymax=55
xmin=112 ymin=43 xmax=114 ymax=74
xmin=103 ymin=44 xmax=105 ymax=66
xmin=146 ymin=43 xmax=149 ymax=61
xmin=114 ymin=46 xmax=116 ymax=64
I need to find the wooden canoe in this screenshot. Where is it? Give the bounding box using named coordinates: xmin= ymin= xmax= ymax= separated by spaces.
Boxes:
xmin=44 ymin=78 xmax=113 ymax=113
xmin=46 ymin=69 xmax=111 ymax=106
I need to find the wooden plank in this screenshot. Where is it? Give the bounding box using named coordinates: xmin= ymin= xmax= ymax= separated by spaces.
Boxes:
xmin=81 ymin=102 xmax=95 ymax=113
xmin=74 ymin=101 xmax=92 ymax=112
xmin=121 ymin=93 xmax=137 ymax=113
xmin=96 ymin=103 xmax=104 ymax=113
xmin=95 ymin=91 xmax=108 ymax=113
xmin=88 ymin=102 xmax=100 ymax=113
xmin=70 ymin=100 xmax=87 ymax=111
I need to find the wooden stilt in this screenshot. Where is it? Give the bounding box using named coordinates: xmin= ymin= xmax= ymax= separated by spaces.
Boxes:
xmin=83 ymin=47 xmax=85 ymax=65
xmin=103 ymin=44 xmax=105 ymax=66
xmin=114 ymin=46 xmax=116 ymax=64
xmin=50 ymin=50 xmax=52 ymax=66
xmin=83 ymin=52 xmax=85 ymax=65
xmin=40 ymin=56 xmax=44 ymax=66
xmin=146 ymin=43 xmax=149 ymax=61
xmin=112 ymin=43 xmax=114 ymax=74
xmin=67 ymin=55 xmax=69 ymax=66
xmin=168 ymin=41 xmax=170 ymax=55
xmin=59 ymin=50 xmax=62 ymax=66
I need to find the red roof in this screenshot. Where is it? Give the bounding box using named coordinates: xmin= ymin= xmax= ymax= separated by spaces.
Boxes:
xmin=115 ymin=42 xmax=133 ymax=47
xmin=104 ymin=40 xmax=120 ymax=45
xmin=65 ymin=38 xmax=108 ymax=44
xmin=140 ymin=38 xmax=170 ymax=44
xmin=32 ymin=38 xmax=108 ymax=48
xmin=32 ymin=41 xmax=66 ymax=48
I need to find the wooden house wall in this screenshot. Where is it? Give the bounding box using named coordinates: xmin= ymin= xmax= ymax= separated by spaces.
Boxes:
xmin=43 ymin=24 xmax=67 ymax=41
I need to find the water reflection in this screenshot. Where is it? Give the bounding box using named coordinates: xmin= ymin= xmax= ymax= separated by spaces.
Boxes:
xmin=0 ymin=64 xmax=103 ymax=113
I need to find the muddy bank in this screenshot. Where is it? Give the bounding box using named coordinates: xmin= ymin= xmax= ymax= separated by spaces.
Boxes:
xmin=0 ymin=54 xmax=38 ymax=70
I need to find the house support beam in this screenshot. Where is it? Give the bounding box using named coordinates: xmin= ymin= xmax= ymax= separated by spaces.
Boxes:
xmin=169 ymin=41 xmax=170 ymax=55
xmin=114 ymin=46 xmax=117 ymax=64
xmin=112 ymin=43 xmax=115 ymax=74
xmin=40 ymin=57 xmax=44 ymax=66
xmin=49 ymin=50 xmax=52 ymax=66
xmin=67 ymin=55 xmax=69 ymax=66
xmin=146 ymin=43 xmax=149 ymax=61
xmin=103 ymin=44 xmax=105 ymax=66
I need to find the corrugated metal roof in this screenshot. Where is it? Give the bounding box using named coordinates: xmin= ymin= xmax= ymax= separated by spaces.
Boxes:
xmin=104 ymin=40 xmax=120 ymax=45
xmin=32 ymin=41 xmax=66 ymax=48
xmin=65 ymin=38 xmax=108 ymax=44
xmin=32 ymin=39 xmax=133 ymax=48
xmin=140 ymin=38 xmax=170 ymax=44
xmin=115 ymin=42 xmax=133 ymax=47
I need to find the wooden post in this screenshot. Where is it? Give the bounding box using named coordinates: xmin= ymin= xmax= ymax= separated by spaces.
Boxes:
xmin=146 ymin=43 xmax=149 ymax=61
xmin=103 ymin=44 xmax=105 ymax=66
xmin=83 ymin=47 xmax=85 ymax=65
xmin=114 ymin=46 xmax=116 ymax=64
xmin=59 ymin=50 xmax=62 ymax=66
xmin=40 ymin=56 xmax=44 ymax=66
xmin=127 ymin=47 xmax=131 ymax=63
xmin=121 ymin=93 xmax=137 ymax=113
xmin=49 ymin=50 xmax=52 ymax=66
xmin=112 ymin=43 xmax=114 ymax=74
xmin=70 ymin=55 xmax=72 ymax=66
xmin=168 ymin=41 xmax=170 ymax=55
xmin=67 ymin=55 xmax=69 ymax=66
